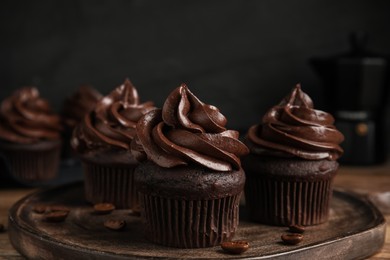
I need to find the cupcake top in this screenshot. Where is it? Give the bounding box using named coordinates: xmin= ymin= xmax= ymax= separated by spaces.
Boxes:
xmin=71 ymin=79 xmax=155 ymax=161
xmin=245 ymin=84 xmax=344 ymax=160
xmin=131 ymin=84 xmax=249 ymax=171
xmin=61 ymin=85 xmax=102 ymax=130
xmin=0 ymin=87 xmax=62 ymax=144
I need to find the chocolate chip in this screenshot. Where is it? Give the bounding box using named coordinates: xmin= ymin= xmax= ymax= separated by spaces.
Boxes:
xmin=281 ymin=233 xmax=303 ymax=245
xmin=220 ymin=240 xmax=249 ymax=254
xmin=94 ymin=203 xmax=115 ymax=214
xmin=43 ymin=211 xmax=69 ymax=222
xmin=288 ymin=224 xmax=305 ymax=233
xmin=0 ymin=223 xmax=5 ymax=232
xmin=33 ymin=204 xmax=47 ymax=214
xmin=319 ymin=164 xmax=328 ymax=172
xmin=104 ymin=219 xmax=126 ymax=231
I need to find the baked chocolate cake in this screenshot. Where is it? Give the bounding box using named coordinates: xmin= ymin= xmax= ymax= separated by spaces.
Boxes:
xmin=0 ymin=87 xmax=62 ymax=182
xmin=61 ymin=85 xmax=102 ymax=159
xmin=243 ymin=84 xmax=344 ymax=226
xmin=132 ymin=84 xmax=249 ymax=248
xmin=71 ymin=79 xmax=154 ymax=209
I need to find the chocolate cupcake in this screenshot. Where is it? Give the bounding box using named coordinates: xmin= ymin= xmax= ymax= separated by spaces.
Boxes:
xmin=71 ymin=79 xmax=154 ymax=209
xmin=243 ymin=84 xmax=344 ymax=226
xmin=61 ymin=85 xmax=102 ymax=159
xmin=0 ymin=87 xmax=62 ymax=182
xmin=132 ymin=84 xmax=249 ymax=248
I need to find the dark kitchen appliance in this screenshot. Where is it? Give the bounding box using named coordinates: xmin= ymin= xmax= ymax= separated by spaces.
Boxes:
xmin=310 ymin=32 xmax=389 ymax=165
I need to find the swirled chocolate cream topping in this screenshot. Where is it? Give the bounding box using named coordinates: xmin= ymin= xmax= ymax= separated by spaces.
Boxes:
xmin=245 ymin=84 xmax=344 ymax=160
xmin=72 ymin=79 xmax=155 ymax=155
xmin=62 ymin=85 xmax=102 ymax=129
xmin=0 ymin=87 xmax=62 ymax=144
xmin=132 ymin=84 xmax=249 ymax=171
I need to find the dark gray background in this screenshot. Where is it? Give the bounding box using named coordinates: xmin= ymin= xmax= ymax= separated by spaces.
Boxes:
xmin=1 ymin=0 xmax=389 ymax=149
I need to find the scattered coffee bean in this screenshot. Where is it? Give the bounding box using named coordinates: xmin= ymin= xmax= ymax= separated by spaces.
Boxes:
xmin=220 ymin=240 xmax=249 ymax=254
xmin=288 ymin=224 xmax=305 ymax=233
xmin=43 ymin=211 xmax=69 ymax=222
xmin=281 ymin=233 xmax=303 ymax=245
xmin=33 ymin=204 xmax=47 ymax=214
xmin=0 ymin=223 xmax=5 ymax=232
xmin=94 ymin=203 xmax=115 ymax=214
xmin=104 ymin=219 xmax=126 ymax=231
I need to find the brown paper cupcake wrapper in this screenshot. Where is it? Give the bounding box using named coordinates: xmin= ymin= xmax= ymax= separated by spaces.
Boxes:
xmin=245 ymin=177 xmax=333 ymax=226
xmin=1 ymin=145 xmax=60 ymax=182
xmin=139 ymin=193 xmax=242 ymax=248
xmin=83 ymin=162 xmax=137 ymax=209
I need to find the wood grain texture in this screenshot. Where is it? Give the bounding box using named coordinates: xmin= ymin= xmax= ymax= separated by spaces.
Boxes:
xmin=0 ymin=189 xmax=35 ymax=259
xmin=6 ymin=183 xmax=386 ymax=259
xmin=334 ymin=161 xmax=390 ymax=260
xmin=0 ymin=161 xmax=389 ymax=259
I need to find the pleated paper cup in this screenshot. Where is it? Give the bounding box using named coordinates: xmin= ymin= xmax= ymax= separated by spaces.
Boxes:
xmin=138 ymin=193 xmax=242 ymax=248
xmin=0 ymin=140 xmax=61 ymax=183
xmin=243 ymin=155 xmax=339 ymax=226
xmin=82 ymin=161 xmax=138 ymax=210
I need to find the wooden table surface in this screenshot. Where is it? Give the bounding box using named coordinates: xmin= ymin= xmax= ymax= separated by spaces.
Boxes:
xmin=1 ymin=162 xmax=390 ymax=259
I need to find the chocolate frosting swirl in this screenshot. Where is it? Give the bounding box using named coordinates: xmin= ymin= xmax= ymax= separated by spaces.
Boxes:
xmin=132 ymin=84 xmax=249 ymax=171
xmin=71 ymin=79 xmax=155 ymax=156
xmin=0 ymin=87 xmax=62 ymax=144
xmin=61 ymin=85 xmax=102 ymax=130
xmin=246 ymin=84 xmax=344 ymax=160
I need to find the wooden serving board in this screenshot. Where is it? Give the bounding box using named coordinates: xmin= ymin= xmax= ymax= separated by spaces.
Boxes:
xmin=8 ymin=182 xmax=386 ymax=259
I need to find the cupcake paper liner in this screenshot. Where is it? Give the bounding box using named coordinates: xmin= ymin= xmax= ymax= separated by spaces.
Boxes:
xmin=0 ymin=142 xmax=61 ymax=182
xmin=138 ymin=193 xmax=242 ymax=248
xmin=245 ymin=177 xmax=333 ymax=226
xmin=83 ymin=162 xmax=138 ymax=209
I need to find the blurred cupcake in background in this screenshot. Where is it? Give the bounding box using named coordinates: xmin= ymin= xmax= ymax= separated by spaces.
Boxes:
xmin=71 ymin=79 xmax=155 ymax=209
xmin=61 ymin=85 xmax=102 ymax=160
xmin=0 ymin=87 xmax=62 ymax=182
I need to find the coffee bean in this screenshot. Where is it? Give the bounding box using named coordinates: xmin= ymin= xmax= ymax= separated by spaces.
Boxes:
xmin=0 ymin=223 xmax=5 ymax=232
xmin=281 ymin=233 xmax=303 ymax=245
xmin=94 ymin=203 xmax=115 ymax=214
xmin=33 ymin=204 xmax=47 ymax=214
xmin=220 ymin=240 xmax=249 ymax=254
xmin=288 ymin=224 xmax=305 ymax=233
xmin=104 ymin=219 xmax=126 ymax=231
xmin=43 ymin=211 xmax=69 ymax=222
